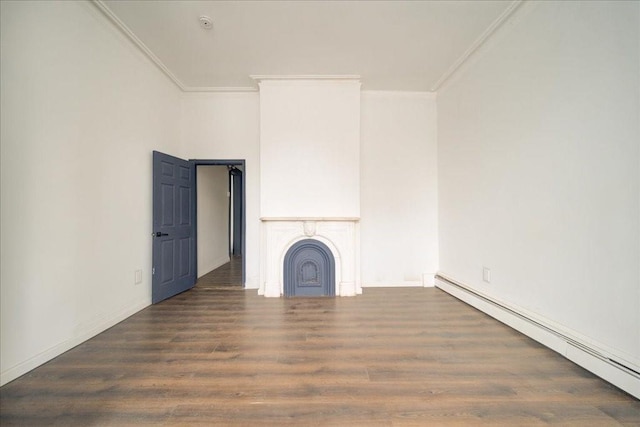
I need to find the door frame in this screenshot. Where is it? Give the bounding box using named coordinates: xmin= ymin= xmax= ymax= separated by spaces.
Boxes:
xmin=191 ymin=159 xmax=246 ymax=285
xmin=228 ymin=166 xmax=243 ymax=257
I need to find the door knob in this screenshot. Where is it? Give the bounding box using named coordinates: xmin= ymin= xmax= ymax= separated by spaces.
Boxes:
xmin=154 ymin=232 xmax=169 ymax=237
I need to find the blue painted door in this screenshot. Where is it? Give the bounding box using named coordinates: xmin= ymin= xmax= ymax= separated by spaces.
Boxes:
xmin=230 ymin=168 xmax=243 ymax=256
xmin=152 ymin=151 xmax=196 ymax=303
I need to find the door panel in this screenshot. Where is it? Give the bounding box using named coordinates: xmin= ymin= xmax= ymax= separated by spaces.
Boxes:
xmin=152 ymin=151 xmax=196 ymax=303
xmin=161 ymin=184 xmax=174 ymax=224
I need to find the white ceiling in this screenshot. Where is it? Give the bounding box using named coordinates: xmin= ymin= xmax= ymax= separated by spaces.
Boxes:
xmin=99 ymin=0 xmax=518 ymax=92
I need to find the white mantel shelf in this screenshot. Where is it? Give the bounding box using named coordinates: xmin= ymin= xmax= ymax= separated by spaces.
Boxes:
xmin=260 ymin=217 xmax=360 ymax=222
xmin=260 ymin=217 xmax=361 ymax=297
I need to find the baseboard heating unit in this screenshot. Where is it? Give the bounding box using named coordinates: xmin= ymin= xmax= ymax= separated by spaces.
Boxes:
xmin=434 ymin=273 xmax=640 ymax=399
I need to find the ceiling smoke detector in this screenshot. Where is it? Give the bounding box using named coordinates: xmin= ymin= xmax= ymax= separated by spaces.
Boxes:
xmin=199 ymin=15 xmax=213 ymax=30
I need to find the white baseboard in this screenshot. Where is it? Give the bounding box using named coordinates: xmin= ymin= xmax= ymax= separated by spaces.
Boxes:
xmin=244 ymin=281 xmax=259 ymax=290
xmin=0 ymin=299 xmax=149 ymax=387
xmin=362 ymin=281 xmax=423 ymax=288
xmin=363 ymin=273 xmax=436 ymax=288
xmin=422 ymin=272 xmax=436 ymax=287
xmin=435 ymin=274 xmax=640 ymax=399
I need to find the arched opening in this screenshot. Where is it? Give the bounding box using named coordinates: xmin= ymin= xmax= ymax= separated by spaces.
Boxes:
xmin=283 ymin=239 xmax=335 ymax=297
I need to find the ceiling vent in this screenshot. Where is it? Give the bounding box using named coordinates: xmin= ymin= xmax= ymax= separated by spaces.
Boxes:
xmin=199 ymin=15 xmax=213 ymax=30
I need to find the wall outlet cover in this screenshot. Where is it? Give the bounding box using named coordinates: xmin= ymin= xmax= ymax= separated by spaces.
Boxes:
xmin=483 ymin=267 xmax=491 ymax=283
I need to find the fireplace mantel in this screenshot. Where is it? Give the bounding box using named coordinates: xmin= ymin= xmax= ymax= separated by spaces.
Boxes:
xmin=260 ymin=218 xmax=361 ymax=297
xmin=257 ymin=79 xmax=361 ymax=298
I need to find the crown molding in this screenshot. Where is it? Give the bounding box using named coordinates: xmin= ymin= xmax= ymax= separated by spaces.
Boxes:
xmin=182 ymin=86 xmax=258 ymax=93
xmin=93 ymin=2 xmax=360 ymax=93
xmin=93 ymin=1 xmax=258 ymax=93
xmin=430 ymin=0 xmax=525 ymax=92
xmin=251 ymin=75 xmax=361 ymax=82
xmin=94 ymin=0 xmax=522 ymax=94
xmin=92 ymin=0 xmax=188 ymax=91
xmin=361 ymin=90 xmax=437 ymax=99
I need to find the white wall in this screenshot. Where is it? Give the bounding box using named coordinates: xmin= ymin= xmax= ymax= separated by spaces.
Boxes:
xmin=181 ymin=92 xmax=260 ymax=288
xmin=360 ymin=91 xmax=439 ymax=287
xmin=0 ymin=1 xmax=182 ymax=385
xmin=438 ymin=1 xmax=639 ymax=370
xmin=259 ymin=80 xmax=361 ymax=218
xmin=196 ymin=166 xmax=230 ymax=277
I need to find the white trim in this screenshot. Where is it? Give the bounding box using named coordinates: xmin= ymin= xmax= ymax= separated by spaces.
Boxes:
xmin=183 ymin=86 xmax=258 ymax=93
xmin=251 ymin=74 xmax=361 ymax=82
xmin=261 ymin=219 xmax=360 ymax=297
xmin=362 ymin=90 xmax=437 ymax=100
xmin=435 ymin=274 xmax=640 ymax=399
xmin=88 ymin=3 xmax=364 ymax=93
xmin=261 ymin=217 xmax=360 ymax=222
xmin=430 ymin=0 xmax=525 ymax=92
xmin=92 ymin=0 xmax=187 ymax=91
xmin=93 ymin=0 xmax=521 ymax=94
xmin=94 ymin=1 xmax=260 ymax=93
xmin=0 ymin=299 xmax=150 ymax=386
xmin=422 ymin=272 xmax=435 ymax=287
xmin=362 ymin=281 xmax=423 ymax=288
xmin=360 ymin=273 xmax=436 ymax=288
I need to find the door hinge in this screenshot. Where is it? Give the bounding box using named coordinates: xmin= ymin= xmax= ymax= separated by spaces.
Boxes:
xmin=152 ymin=267 xmax=155 ymax=275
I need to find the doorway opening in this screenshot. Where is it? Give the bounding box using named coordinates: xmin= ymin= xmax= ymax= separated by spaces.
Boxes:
xmin=151 ymin=152 xmax=246 ymax=303
xmin=193 ymin=159 xmax=245 ymax=287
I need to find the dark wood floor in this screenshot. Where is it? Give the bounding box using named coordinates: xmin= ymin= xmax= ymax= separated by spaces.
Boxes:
xmin=197 ymin=256 xmax=243 ymax=287
xmin=1 ymin=260 xmax=639 ymax=426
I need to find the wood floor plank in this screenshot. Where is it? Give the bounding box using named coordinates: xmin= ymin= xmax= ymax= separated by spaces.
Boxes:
xmin=1 ymin=258 xmax=638 ymax=425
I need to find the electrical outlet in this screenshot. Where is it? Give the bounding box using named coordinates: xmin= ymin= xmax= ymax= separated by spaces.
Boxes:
xmin=135 ymin=269 xmax=142 ymax=285
xmin=482 ymin=267 xmax=491 ymax=283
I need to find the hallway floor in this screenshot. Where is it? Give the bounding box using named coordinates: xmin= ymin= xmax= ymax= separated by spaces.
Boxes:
xmin=197 ymin=256 xmax=243 ymax=288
